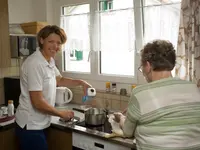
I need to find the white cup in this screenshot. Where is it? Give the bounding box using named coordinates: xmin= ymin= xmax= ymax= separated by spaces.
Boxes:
xmin=1 ymin=106 xmax=8 ymax=114
xmin=0 ymin=110 xmax=3 ymax=117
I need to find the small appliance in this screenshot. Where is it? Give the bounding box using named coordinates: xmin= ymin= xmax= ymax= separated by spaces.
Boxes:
xmin=55 ymin=87 xmax=73 ymax=106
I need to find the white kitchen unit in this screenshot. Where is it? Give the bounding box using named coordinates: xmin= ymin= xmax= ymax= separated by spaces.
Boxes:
xmin=73 ymin=132 xmax=132 ymax=150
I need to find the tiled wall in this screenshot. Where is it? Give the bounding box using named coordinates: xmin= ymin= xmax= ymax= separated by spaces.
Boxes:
xmin=0 ymin=57 xmax=129 ymax=110
xmin=70 ymin=87 xmax=130 ymax=111
xmin=0 ymin=59 xmax=20 ymax=104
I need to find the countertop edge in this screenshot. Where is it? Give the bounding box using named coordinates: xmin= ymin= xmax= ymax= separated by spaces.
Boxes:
xmin=50 ymin=122 xmax=136 ymax=149
xmin=0 ymin=121 xmax=136 ymax=149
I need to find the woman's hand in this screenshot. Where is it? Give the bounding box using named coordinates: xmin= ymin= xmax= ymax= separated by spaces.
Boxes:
xmin=113 ymin=112 xmax=125 ymax=122
xmin=113 ymin=112 xmax=126 ymax=128
xmin=122 ymin=108 xmax=127 ymax=115
xmin=80 ymin=80 xmax=92 ymax=96
xmin=59 ymin=110 xmax=74 ymax=121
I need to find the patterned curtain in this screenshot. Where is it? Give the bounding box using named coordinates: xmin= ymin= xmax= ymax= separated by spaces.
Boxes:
xmin=176 ymin=0 xmax=200 ymax=86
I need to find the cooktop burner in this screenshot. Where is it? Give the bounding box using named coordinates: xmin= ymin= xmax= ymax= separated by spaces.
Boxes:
xmin=77 ymin=119 xmax=112 ymax=134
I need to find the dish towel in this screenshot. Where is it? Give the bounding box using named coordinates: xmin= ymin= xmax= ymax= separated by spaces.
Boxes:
xmin=104 ymin=114 xmax=124 ymax=138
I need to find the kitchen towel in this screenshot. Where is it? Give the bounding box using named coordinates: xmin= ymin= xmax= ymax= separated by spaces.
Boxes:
xmin=104 ymin=114 xmax=124 ymax=138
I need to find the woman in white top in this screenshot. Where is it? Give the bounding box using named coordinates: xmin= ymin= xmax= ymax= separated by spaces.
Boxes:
xmin=15 ymin=25 xmax=92 ymax=150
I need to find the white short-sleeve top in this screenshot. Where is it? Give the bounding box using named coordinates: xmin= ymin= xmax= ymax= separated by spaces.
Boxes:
xmin=15 ymin=49 xmax=61 ymax=130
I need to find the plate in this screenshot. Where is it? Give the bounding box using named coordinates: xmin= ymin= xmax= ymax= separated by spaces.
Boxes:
xmin=0 ymin=115 xmax=6 ymax=119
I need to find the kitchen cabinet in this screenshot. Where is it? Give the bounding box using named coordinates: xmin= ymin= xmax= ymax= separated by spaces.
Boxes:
xmin=0 ymin=0 xmax=11 ymax=67
xmin=0 ymin=128 xmax=18 ymax=150
xmin=47 ymin=127 xmax=72 ymax=150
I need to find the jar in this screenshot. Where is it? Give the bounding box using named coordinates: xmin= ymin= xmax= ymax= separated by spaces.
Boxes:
xmin=131 ymin=84 xmax=136 ymax=90
xmin=106 ymin=82 xmax=111 ymax=92
xmin=111 ymin=83 xmax=116 ymax=93
xmin=8 ymin=100 xmax=14 ymax=116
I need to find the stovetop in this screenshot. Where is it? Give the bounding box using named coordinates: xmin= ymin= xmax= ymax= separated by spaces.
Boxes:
xmin=76 ymin=119 xmax=113 ymax=134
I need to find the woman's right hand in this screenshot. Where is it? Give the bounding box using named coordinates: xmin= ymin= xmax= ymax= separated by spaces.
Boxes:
xmin=122 ymin=108 xmax=127 ymax=115
xmin=59 ymin=110 xmax=74 ymax=121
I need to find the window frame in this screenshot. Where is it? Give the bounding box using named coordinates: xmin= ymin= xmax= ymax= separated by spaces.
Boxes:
xmin=57 ymin=0 xmax=144 ymax=85
xmin=54 ymin=0 xmax=181 ymax=91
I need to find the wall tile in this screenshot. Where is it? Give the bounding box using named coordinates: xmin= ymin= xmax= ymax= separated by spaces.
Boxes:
xmin=0 ymin=68 xmax=2 ymax=78
xmin=1 ymin=67 xmax=10 ymax=77
xmin=104 ymin=93 xmax=112 ymax=99
xmin=10 ymin=67 xmax=19 ymax=76
xmin=11 ymin=59 xmax=17 ymax=67
xmin=0 ymin=59 xmax=20 ymax=105
xmin=104 ymin=99 xmax=111 ymax=109
xmin=111 ymin=94 xmax=120 ymax=100
xmin=75 ymin=87 xmax=84 ymax=94
xmin=120 ymin=96 xmax=130 ymax=102
xmin=96 ymin=92 xmax=104 ymax=98
xmin=85 ymin=98 xmax=96 ymax=107
xmin=111 ymin=100 xmax=120 ymax=111
xmin=0 ymin=87 xmax=5 ymax=105
xmin=95 ymin=97 xmax=104 ymax=108
xmin=72 ymin=94 xmax=82 ymax=104
xmin=120 ymin=101 xmax=128 ymax=111
xmin=70 ymin=88 xmax=127 ymax=111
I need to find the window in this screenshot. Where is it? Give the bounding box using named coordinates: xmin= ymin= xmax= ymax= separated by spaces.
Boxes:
xmin=59 ymin=0 xmax=181 ymax=88
xmin=61 ymin=4 xmax=90 ymax=73
xmin=99 ymin=0 xmax=135 ymax=76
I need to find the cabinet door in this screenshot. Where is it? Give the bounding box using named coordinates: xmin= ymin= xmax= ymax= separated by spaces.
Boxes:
xmin=0 ymin=0 xmax=11 ymax=67
xmin=0 ymin=131 xmax=4 ymax=148
xmin=46 ymin=127 xmax=72 ymax=150
xmin=3 ymin=128 xmax=18 ymax=150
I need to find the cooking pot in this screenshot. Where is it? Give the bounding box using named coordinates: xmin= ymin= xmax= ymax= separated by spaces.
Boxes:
xmin=55 ymin=87 xmax=73 ymax=106
xmin=73 ymin=107 xmax=107 ymax=126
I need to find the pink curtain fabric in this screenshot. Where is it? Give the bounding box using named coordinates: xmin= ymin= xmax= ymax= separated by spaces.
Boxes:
xmin=176 ymin=0 xmax=200 ymax=86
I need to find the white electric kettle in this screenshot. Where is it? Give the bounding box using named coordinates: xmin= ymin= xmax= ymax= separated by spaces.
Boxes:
xmin=55 ymin=87 xmax=73 ymax=106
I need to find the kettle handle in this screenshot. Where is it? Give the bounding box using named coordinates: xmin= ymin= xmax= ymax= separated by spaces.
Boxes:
xmin=64 ymin=88 xmax=73 ymax=103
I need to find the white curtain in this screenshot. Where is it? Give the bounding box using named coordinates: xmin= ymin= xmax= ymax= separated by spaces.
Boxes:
xmin=61 ymin=14 xmax=90 ymax=52
xmin=98 ymin=9 xmax=136 ymax=76
xmin=99 ymin=9 xmax=135 ymax=52
xmin=60 ymin=14 xmax=90 ymax=72
xmin=143 ymin=3 xmax=181 ymax=49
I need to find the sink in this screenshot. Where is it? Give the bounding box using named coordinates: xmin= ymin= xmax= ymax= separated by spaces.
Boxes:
xmin=55 ymin=103 xmax=85 ymax=122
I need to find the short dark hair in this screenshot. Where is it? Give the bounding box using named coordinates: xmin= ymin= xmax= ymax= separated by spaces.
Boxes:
xmin=141 ymin=39 xmax=176 ymax=71
xmin=37 ymin=25 xmax=67 ymax=49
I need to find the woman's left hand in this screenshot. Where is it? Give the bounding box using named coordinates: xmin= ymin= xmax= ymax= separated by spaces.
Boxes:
xmin=80 ymin=80 xmax=92 ymax=96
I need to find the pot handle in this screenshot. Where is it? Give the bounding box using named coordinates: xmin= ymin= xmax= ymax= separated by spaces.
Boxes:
xmin=72 ymin=108 xmax=85 ymax=113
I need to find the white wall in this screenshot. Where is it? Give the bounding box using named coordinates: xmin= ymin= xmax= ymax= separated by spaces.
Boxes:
xmin=8 ymin=0 xmax=53 ymax=24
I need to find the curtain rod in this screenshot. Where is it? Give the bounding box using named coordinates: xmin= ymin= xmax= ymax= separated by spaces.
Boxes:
xmin=61 ymin=2 xmax=181 ymax=17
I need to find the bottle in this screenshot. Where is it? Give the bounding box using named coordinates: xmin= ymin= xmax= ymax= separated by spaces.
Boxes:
xmin=8 ymin=100 xmax=14 ymax=116
xmin=106 ymin=82 xmax=111 ymax=92
xmin=82 ymin=88 xmax=96 ymax=103
xmin=111 ymin=83 xmax=116 ymax=93
xmin=131 ymin=84 xmax=136 ymax=90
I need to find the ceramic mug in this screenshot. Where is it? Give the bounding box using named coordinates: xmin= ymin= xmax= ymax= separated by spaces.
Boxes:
xmin=0 ymin=109 xmax=3 ymax=117
xmin=1 ymin=106 xmax=8 ymax=114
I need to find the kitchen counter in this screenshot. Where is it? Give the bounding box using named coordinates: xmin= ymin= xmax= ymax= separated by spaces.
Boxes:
xmin=0 ymin=119 xmax=15 ymax=131
xmin=51 ymin=116 xmax=136 ymax=149
xmin=0 ymin=103 xmax=136 ymax=149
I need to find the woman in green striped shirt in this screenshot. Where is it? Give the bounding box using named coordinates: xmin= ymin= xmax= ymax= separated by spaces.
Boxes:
xmin=115 ymin=40 xmax=200 ymax=150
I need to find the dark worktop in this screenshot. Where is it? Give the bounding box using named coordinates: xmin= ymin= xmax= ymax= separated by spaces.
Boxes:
xmin=51 ymin=116 xmax=136 ymax=149
xmin=0 ymin=103 xmax=136 ymax=149
xmin=0 ymin=116 xmax=136 ymax=149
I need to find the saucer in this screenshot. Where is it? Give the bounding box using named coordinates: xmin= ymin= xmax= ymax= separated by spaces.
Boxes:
xmin=0 ymin=115 xmax=6 ymax=119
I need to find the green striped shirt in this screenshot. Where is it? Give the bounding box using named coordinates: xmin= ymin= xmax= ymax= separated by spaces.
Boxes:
xmin=123 ymin=77 xmax=200 ymax=150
